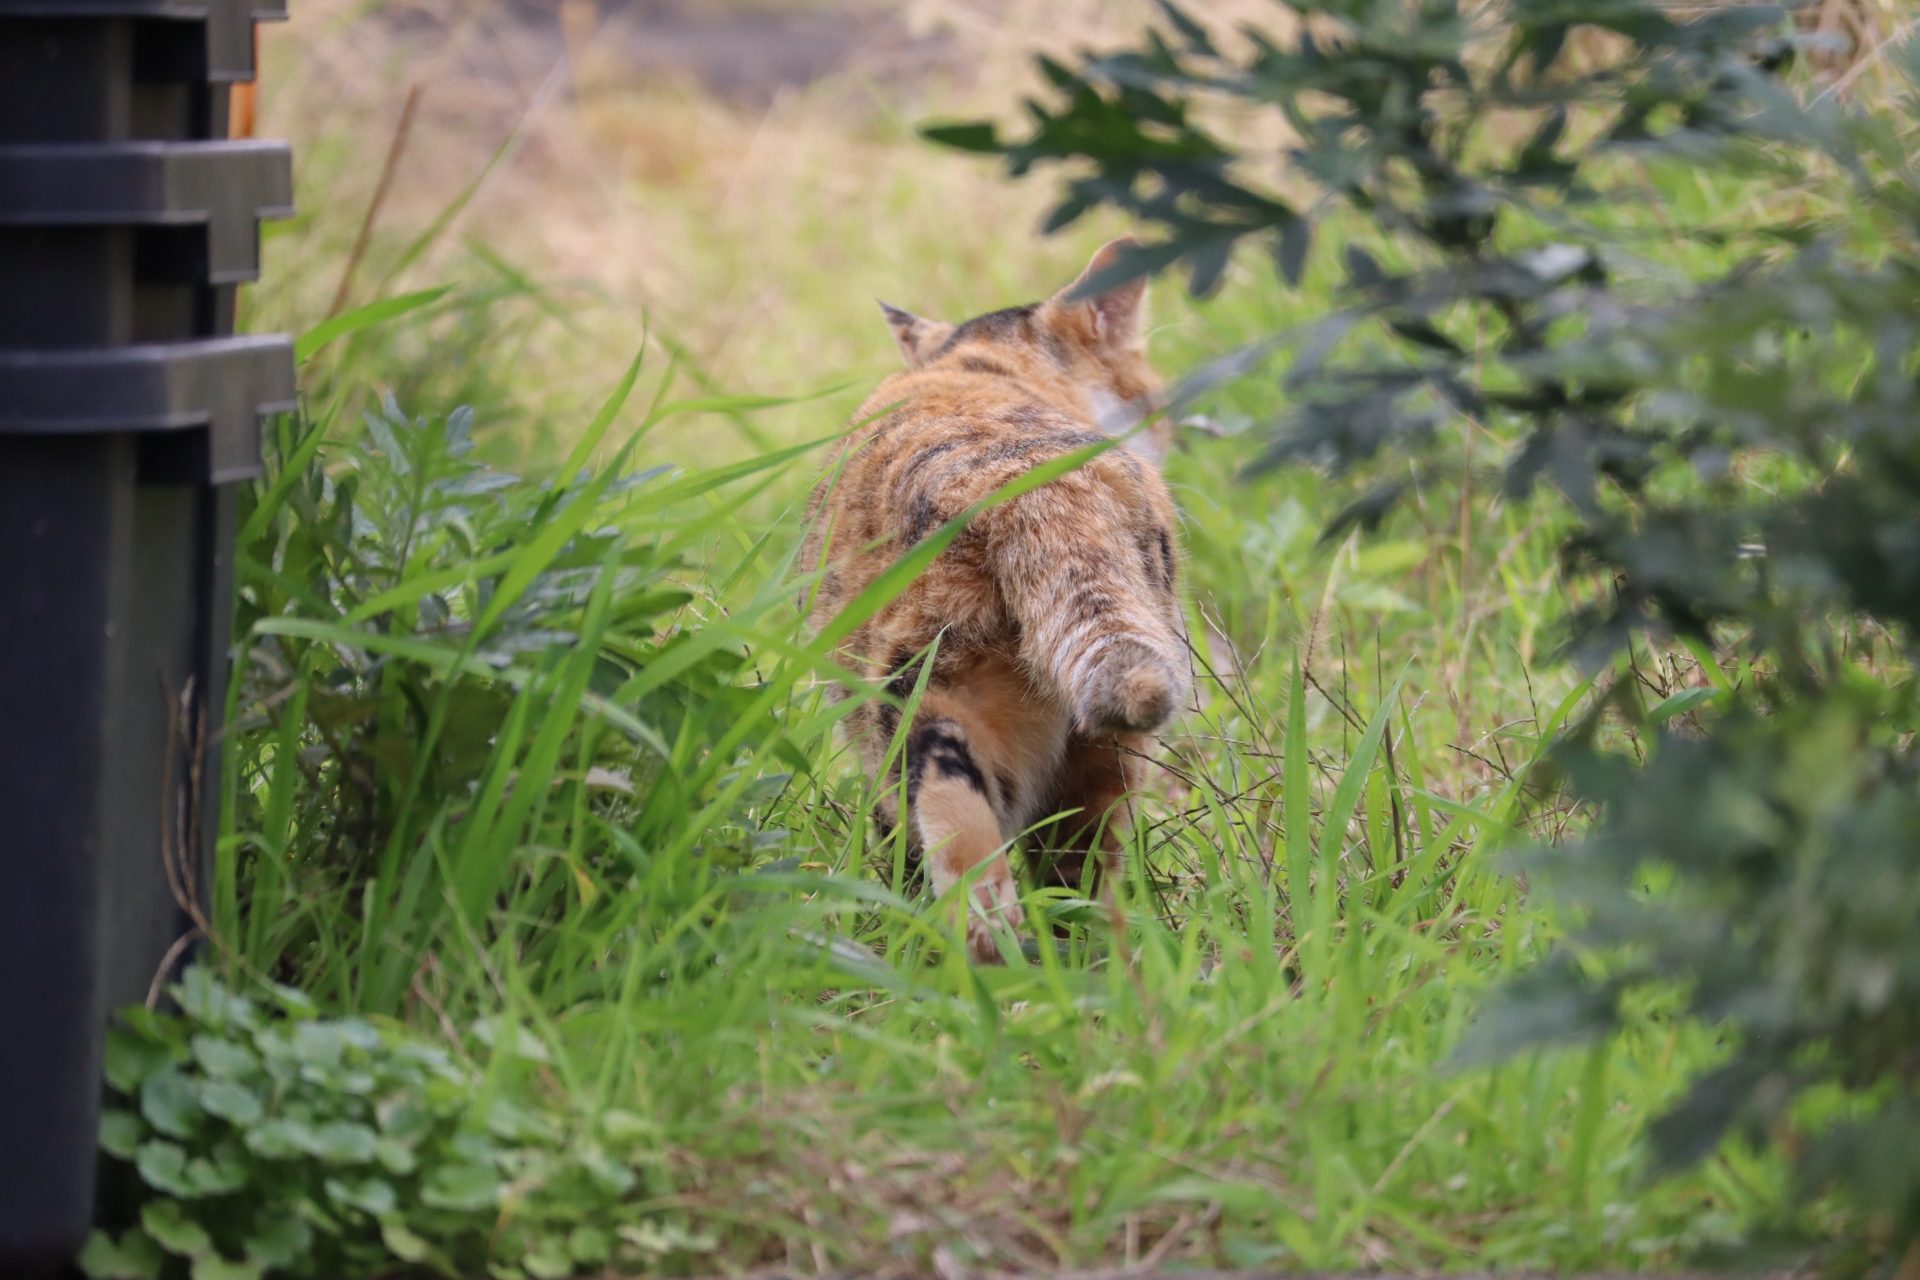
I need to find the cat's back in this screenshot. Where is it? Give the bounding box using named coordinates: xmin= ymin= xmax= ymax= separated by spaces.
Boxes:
xmin=837 ymin=362 xmax=1143 ymax=528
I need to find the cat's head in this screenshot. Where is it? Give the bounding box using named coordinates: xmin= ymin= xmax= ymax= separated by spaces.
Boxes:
xmin=878 ymin=237 xmax=1164 ymax=453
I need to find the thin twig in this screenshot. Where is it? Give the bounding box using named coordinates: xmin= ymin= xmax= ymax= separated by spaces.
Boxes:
xmin=147 ymin=928 xmax=203 ymax=1010
xmin=327 ymin=83 xmax=424 ymax=319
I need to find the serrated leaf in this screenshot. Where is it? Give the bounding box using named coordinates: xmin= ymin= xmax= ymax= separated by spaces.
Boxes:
xmin=1153 ymin=0 xmax=1217 ymax=54
xmin=445 ymin=404 xmax=475 ymax=453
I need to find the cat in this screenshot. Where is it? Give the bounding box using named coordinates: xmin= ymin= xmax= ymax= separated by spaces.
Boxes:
xmin=799 ymin=238 xmax=1189 ymax=963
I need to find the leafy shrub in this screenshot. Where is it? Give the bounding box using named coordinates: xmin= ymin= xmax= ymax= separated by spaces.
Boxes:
xmin=939 ymin=0 xmax=1920 ymax=1266
xmin=82 ymin=328 xmax=850 ymax=1275
xmin=221 ymin=349 xmax=822 ymax=1014
xmin=81 ymin=970 xmax=709 ymax=1280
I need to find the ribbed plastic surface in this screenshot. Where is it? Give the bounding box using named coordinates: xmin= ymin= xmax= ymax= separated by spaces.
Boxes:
xmin=0 ymin=2 xmax=292 ymax=1272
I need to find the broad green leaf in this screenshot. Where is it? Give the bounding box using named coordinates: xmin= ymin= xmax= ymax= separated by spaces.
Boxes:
xmin=140 ymin=1199 xmax=212 ymax=1257
xmin=240 ymin=1212 xmax=311 ymax=1269
xmin=190 ymin=1035 xmax=258 ymax=1080
xmin=420 ymin=1162 xmax=501 ymax=1211
xmin=99 ymin=1109 xmax=145 ymax=1159
xmin=325 ymin=1174 xmax=398 ymax=1215
xmin=104 ymin=1026 xmax=176 ymax=1094
xmin=191 ymin=1254 xmax=265 ymax=1280
xmin=78 ymin=1229 xmax=165 ymax=1280
xmin=244 ymin=1116 xmax=317 ymax=1158
xmin=140 ymin=1071 xmax=203 ymax=1139
xmin=309 ymin=1120 xmax=379 ymax=1164
xmin=197 ymin=1079 xmax=263 ymax=1126
xmin=381 ymin=1223 xmax=434 ymax=1263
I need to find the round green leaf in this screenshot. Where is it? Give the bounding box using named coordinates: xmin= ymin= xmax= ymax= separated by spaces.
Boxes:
xmin=104 ymin=1028 xmax=177 ymax=1095
xmin=241 ymin=1211 xmax=311 ymax=1269
xmin=197 ymin=1079 xmax=263 ymax=1126
xmin=310 ymin=1120 xmax=378 ymax=1164
xmin=77 ymin=1227 xmax=164 ymax=1280
xmin=140 ymin=1070 xmax=203 ymax=1139
xmin=373 ymin=1136 xmax=418 ymax=1176
xmin=191 ymin=1034 xmax=259 ymax=1080
xmin=140 ymin=1199 xmax=212 ymax=1258
xmin=134 ymin=1143 xmax=196 ymax=1199
xmin=190 ymin=1255 xmax=265 ymax=1280
xmin=99 ymin=1109 xmax=145 ymax=1160
xmin=243 ymin=1116 xmax=315 ymax=1159
xmin=325 ymin=1174 xmax=397 ymax=1216
xmin=420 ymin=1162 xmax=501 ymax=1211
xmin=380 ymin=1223 xmax=433 ymax=1264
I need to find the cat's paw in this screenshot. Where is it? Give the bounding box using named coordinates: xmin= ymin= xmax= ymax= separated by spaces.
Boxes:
xmin=965 ymin=866 xmax=1026 ymax=965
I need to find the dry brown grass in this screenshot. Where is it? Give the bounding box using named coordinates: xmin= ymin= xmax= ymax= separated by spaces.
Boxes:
xmin=249 ymin=0 xmax=1239 ymax=466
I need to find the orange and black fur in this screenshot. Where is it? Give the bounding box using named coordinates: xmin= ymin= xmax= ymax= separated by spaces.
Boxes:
xmin=800 ymin=239 xmax=1188 ymax=962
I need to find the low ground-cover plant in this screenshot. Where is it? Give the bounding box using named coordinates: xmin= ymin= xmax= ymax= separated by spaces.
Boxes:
xmin=83 ymin=970 xmax=713 ymax=1280
xmin=939 ymin=0 xmax=1920 ymax=1267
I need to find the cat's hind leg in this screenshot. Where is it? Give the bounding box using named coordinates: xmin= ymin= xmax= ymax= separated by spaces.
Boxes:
xmin=904 ymin=702 xmax=1025 ymax=964
xmin=1031 ymin=730 xmax=1149 ymax=899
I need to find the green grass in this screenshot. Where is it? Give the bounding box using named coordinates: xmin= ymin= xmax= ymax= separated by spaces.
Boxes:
xmin=96 ymin=81 xmax=1860 ymax=1275
xmin=151 ymin=305 xmax=1806 ymax=1279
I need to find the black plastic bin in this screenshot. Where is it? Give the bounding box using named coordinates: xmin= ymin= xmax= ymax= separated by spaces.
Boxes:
xmin=0 ymin=1 xmax=292 ymax=1272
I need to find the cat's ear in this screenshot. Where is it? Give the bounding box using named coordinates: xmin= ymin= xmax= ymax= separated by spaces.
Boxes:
xmin=879 ymin=301 xmax=956 ymax=370
xmin=1060 ymin=237 xmax=1149 ymax=347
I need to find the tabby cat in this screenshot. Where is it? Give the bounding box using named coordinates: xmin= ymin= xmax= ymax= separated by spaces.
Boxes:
xmin=800 ymin=239 xmax=1188 ymax=962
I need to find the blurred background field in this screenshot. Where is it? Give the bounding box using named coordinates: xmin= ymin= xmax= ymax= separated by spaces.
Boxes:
xmin=102 ymin=1 xmax=1913 ymax=1275
xmin=247 ymin=0 xmax=1216 ymax=468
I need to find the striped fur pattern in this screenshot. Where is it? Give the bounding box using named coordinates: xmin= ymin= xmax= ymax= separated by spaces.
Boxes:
xmin=800 ymin=239 xmax=1188 ymax=962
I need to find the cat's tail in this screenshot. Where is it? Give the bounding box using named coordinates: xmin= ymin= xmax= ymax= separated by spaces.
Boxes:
xmin=992 ymin=465 xmax=1188 ymax=735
